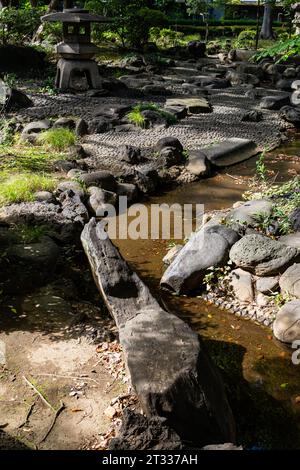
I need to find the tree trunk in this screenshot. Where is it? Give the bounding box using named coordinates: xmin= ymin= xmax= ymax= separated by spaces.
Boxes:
xmin=260 ymin=1 xmax=275 ymax=39
xmin=48 ymin=0 xmax=60 ymax=11
xmin=63 ymin=0 xmax=73 ymax=9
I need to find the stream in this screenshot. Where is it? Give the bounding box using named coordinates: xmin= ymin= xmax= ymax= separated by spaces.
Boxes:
xmin=112 ymin=130 xmax=300 ymax=449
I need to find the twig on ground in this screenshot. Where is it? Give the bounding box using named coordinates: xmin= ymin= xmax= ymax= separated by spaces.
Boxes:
xmin=35 ymin=373 xmax=101 ymax=386
xmin=22 ymin=375 xmax=55 ymax=412
xmin=18 ymin=400 xmax=35 ymax=428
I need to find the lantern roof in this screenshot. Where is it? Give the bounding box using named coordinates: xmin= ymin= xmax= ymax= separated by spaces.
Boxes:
xmin=42 ymin=8 xmax=112 ymax=24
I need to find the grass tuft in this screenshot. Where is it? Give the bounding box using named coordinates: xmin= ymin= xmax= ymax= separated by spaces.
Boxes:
xmin=37 ymin=128 xmax=76 ymax=151
xmin=127 ymin=103 xmax=177 ymax=128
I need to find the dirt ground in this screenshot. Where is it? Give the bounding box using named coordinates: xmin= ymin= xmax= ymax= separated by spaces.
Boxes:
xmin=0 ymin=286 xmax=128 ymax=450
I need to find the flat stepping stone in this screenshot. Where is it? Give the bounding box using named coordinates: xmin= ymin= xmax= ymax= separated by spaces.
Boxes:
xmin=165 ymin=96 xmax=212 ymax=114
xmin=199 ymin=138 xmax=258 ymax=167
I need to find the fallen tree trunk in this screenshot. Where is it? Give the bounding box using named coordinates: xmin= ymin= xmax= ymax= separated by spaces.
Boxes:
xmin=81 ymin=218 xmax=236 ymax=447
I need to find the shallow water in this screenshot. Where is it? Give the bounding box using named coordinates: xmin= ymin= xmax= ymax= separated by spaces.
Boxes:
xmin=113 ymin=131 xmax=300 ymax=448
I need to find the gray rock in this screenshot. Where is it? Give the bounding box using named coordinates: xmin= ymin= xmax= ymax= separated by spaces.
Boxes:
xmin=56 ymin=181 xmax=85 ymax=198
xmin=226 ymin=199 xmax=273 ymax=227
xmin=260 ymin=94 xmax=290 ymax=110
xmin=22 ymin=119 xmax=51 ymax=135
xmin=67 ymin=144 xmax=87 ymax=159
xmin=279 ymin=232 xmax=300 ymax=249
xmin=273 ymin=300 xmax=300 ymax=343
xmin=230 ymin=234 xmax=297 ymax=276
xmin=163 ymin=244 xmax=182 ymax=265
xmin=4 ymin=87 xmax=33 ymax=111
xmin=186 ymin=150 xmax=210 ymax=177
xmin=160 ymin=224 xmax=239 ymax=294
xmin=58 ymin=189 xmax=89 ymax=225
xmin=256 ymin=292 xmax=270 ymax=307
xmin=75 ymin=118 xmax=89 ymax=137
xmin=289 ymin=207 xmax=300 ymax=231
xmin=87 ymin=187 xmax=117 ymax=217
xmin=256 ymin=275 xmax=279 ymax=294
xmin=158 ymin=146 xmax=184 ymax=167
xmin=164 ymin=105 xmax=188 ymax=120
xmin=280 ymin=106 xmax=300 ymax=127
xmin=200 ymin=138 xmax=258 ymax=167
xmin=142 ymin=84 xmax=170 ymax=95
xmin=33 ymin=191 xmax=54 ymax=203
xmin=280 ymin=263 xmax=300 ymax=298
xmin=155 ymin=136 xmax=183 ymax=153
xmin=165 ymin=97 xmax=212 ymax=114
xmin=79 ymin=171 xmax=117 ymax=191
xmin=241 ymin=110 xmax=263 ymax=122
xmin=120 ymin=145 xmax=142 ymax=164
xmin=53 ymin=117 xmax=75 ymax=130
xmin=54 ymin=159 xmax=77 ymax=173
xmin=283 ymin=67 xmax=297 ymax=78
xmin=276 ymin=78 xmax=293 ymax=91
xmin=116 ymin=182 xmax=138 ymax=202
xmin=229 ymin=268 xmax=254 ymax=303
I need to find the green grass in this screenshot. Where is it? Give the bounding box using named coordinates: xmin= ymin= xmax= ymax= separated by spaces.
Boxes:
xmin=0 ymin=144 xmax=65 ymax=173
xmin=127 ymin=103 xmax=177 ymax=128
xmin=37 ymin=128 xmax=76 ymax=151
xmin=0 ymin=172 xmax=57 ymax=205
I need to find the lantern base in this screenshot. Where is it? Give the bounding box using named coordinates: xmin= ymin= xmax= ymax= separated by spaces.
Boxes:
xmin=55 ymin=58 xmax=102 ymax=91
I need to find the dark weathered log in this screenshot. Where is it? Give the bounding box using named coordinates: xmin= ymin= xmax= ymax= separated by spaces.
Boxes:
xmin=81 ymin=218 xmax=236 ymax=446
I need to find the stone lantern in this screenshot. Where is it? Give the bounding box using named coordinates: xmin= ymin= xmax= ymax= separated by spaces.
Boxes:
xmin=42 ymin=7 xmax=110 ymax=91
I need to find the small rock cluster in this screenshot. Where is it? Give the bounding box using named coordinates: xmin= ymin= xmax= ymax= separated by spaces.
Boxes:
xmin=161 ymin=197 xmax=300 ymax=344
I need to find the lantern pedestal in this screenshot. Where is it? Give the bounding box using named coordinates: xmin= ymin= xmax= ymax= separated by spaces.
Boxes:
xmin=56 ymin=58 xmax=102 ymax=91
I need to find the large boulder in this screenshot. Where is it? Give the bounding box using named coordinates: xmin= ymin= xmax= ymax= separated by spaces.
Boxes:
xmin=199 ymin=138 xmax=258 ymax=167
xmin=4 ymin=87 xmax=33 ymax=111
xmin=229 ymin=234 xmax=298 ymax=276
xmin=280 ymin=106 xmax=300 ymax=127
xmin=186 ymin=150 xmax=211 ymax=177
xmin=260 ymin=94 xmax=290 ymax=110
xmin=226 ymin=199 xmax=273 ymax=227
xmin=279 ymin=232 xmax=300 ymax=249
xmin=79 ymin=171 xmax=117 ymax=191
xmin=87 ymin=187 xmax=117 ymax=217
xmin=160 ymin=224 xmax=239 ymax=294
xmin=279 ymin=263 xmax=300 ymax=298
xmin=273 ymin=300 xmax=300 ymax=343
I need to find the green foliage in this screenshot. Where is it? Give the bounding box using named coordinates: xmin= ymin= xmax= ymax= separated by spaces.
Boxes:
xmin=150 ymin=27 xmax=184 ymax=48
xmin=0 ymin=143 xmax=63 ymax=173
xmin=233 ymin=29 xmax=256 ymax=49
xmin=0 ymin=6 xmax=46 ymax=45
xmin=0 ymin=171 xmax=56 ymax=205
xmin=256 ymin=150 xmax=267 ymax=182
xmin=127 ymin=108 xmax=146 ymax=128
xmin=37 ymin=128 xmax=76 ymax=151
xmin=203 ymin=262 xmax=233 ymax=292
xmin=253 ymin=35 xmax=300 ymax=63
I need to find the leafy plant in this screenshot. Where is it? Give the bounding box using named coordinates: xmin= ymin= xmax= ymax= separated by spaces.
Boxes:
xmin=256 ymin=150 xmax=268 ymax=182
xmin=253 ymin=35 xmax=300 ymax=63
xmin=203 ymin=262 xmax=233 ymax=292
xmin=10 ymin=224 xmax=47 ymax=244
xmin=233 ymin=29 xmax=256 ymax=49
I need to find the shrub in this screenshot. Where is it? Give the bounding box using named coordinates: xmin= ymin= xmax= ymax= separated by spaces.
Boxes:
xmin=233 ymin=29 xmax=257 ymax=49
xmin=0 ymin=7 xmax=45 ymax=45
xmin=37 ymin=128 xmax=76 ymax=151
